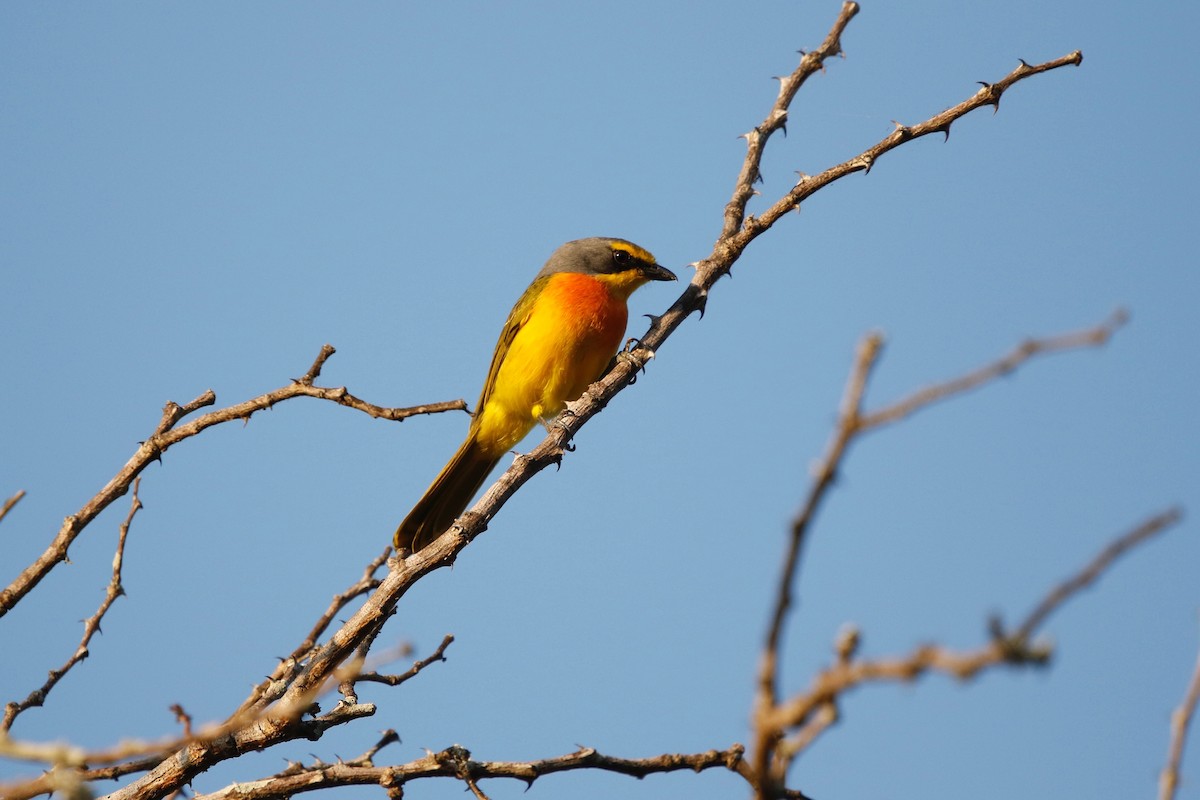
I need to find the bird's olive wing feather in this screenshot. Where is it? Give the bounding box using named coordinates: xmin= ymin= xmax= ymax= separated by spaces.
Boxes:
xmin=473 ymin=275 xmax=550 ymax=415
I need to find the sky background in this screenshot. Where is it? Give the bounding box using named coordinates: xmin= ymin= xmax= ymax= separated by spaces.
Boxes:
xmin=2 ymin=2 xmax=1197 ymax=799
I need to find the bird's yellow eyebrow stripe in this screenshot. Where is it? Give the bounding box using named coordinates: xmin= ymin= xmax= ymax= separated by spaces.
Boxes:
xmin=609 ymin=240 xmax=657 ymax=264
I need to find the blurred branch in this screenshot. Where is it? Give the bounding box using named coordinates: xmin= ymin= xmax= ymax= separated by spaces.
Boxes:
xmin=756 ymin=508 xmax=1179 ymax=791
xmin=1161 ymin=628 xmax=1200 ymax=800
xmin=0 ymin=490 xmax=25 ymax=526
xmin=232 ymin=546 xmax=393 ymax=718
xmin=3 ymin=479 xmax=143 ymax=732
xmin=356 ymin=633 xmax=455 ymax=687
xmin=0 ymin=683 xmax=376 ymax=800
xmin=858 ymin=309 xmax=1128 ymax=430
xmin=12 ymin=633 xmax=458 ymax=800
xmin=1013 ymin=507 xmax=1181 ymax=641
xmin=750 ymin=312 xmax=1128 ymax=796
xmin=0 ymin=344 xmax=465 ymax=619
xmin=187 ymin=743 xmax=747 ymax=800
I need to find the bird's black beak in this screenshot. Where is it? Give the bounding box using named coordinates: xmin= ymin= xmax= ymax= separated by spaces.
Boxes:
xmin=641 ymin=262 xmax=677 ymax=282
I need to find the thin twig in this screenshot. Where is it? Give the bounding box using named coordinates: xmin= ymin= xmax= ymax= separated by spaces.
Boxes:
xmin=0 ymin=346 xmax=465 ymax=619
xmin=745 ymin=51 xmax=1084 ymax=239
xmin=762 ymin=509 xmax=1180 ymax=776
xmin=859 ymin=309 xmax=1127 ymax=430
xmin=233 ymin=546 xmax=393 ymax=719
xmin=0 ymin=489 xmax=26 ymax=525
xmin=1160 ymin=626 xmax=1200 ymax=800
xmin=1014 ymin=507 xmax=1181 ymax=641
xmin=353 ymin=729 xmax=402 ymax=766
xmin=750 ymin=312 xmax=1125 ymax=795
xmin=722 ymin=0 xmax=859 ymax=240
xmin=751 ymin=332 xmax=881 ymax=792
xmin=2 ymin=479 xmax=143 ymax=731
xmin=356 ymin=634 xmax=455 ymax=687
xmin=777 ymin=703 xmax=837 ymax=763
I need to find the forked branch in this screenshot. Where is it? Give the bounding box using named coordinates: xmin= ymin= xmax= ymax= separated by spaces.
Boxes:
xmin=0 ymin=345 xmax=465 ymax=619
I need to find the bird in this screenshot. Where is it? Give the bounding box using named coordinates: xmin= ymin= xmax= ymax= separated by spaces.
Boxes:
xmin=393 ymin=237 xmax=677 ymax=553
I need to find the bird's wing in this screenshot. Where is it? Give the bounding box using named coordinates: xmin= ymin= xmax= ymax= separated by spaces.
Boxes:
xmin=473 ymin=275 xmax=549 ymax=414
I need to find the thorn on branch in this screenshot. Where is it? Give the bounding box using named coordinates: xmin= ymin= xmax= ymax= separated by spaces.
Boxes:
xmin=693 ymin=286 xmax=709 ymax=320
xmin=976 ymin=81 xmax=1003 ymax=112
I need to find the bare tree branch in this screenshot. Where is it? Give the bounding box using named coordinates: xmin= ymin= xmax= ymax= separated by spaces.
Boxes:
xmin=0 ymin=490 xmax=26 ymax=526
xmin=751 ymin=331 xmax=881 ymax=791
xmin=230 ymin=546 xmax=393 ymax=719
xmin=187 ymin=744 xmax=748 ymax=800
xmin=744 ymin=53 xmax=1085 ymax=241
xmin=0 ymin=6 xmax=1092 ymax=800
xmin=3 ymin=479 xmax=144 ymax=731
xmin=722 ymin=0 xmax=859 ymax=240
xmin=757 ymin=508 xmax=1180 ymax=790
xmin=356 ymin=633 xmax=454 ymax=687
xmin=0 ymin=693 xmax=376 ymax=800
xmin=86 ymin=12 xmax=1084 ymax=800
xmin=1012 ymin=507 xmax=1182 ymax=642
xmin=1161 ymin=626 xmax=1200 ymax=800
xmin=858 ymin=309 xmax=1128 ymax=431
xmin=0 ymin=345 xmax=465 ymax=619
xmin=749 ymin=311 xmax=1127 ymax=795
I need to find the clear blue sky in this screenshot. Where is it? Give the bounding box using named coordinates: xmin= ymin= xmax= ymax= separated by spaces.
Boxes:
xmin=2 ymin=2 xmax=1197 ymax=798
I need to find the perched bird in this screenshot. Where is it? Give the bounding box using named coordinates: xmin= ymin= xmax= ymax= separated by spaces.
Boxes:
xmin=394 ymin=237 xmax=676 ymax=553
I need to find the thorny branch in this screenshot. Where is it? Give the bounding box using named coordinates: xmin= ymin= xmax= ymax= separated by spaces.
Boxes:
xmin=391 ymin=5 xmax=1086 ymax=594
xmin=3 ymin=480 xmax=144 ymax=731
xmin=0 ymin=344 xmax=466 ymax=619
xmin=722 ymin=0 xmax=860 ymax=240
xmin=231 ymin=546 xmax=393 ymax=718
xmin=0 ymin=5 xmax=1106 ymax=800
xmin=188 ymin=743 xmax=747 ymax=800
xmin=0 ymin=678 xmax=378 ymax=800
xmin=91 ymin=6 xmax=1086 ymax=800
xmin=356 ymin=633 xmax=455 ymax=687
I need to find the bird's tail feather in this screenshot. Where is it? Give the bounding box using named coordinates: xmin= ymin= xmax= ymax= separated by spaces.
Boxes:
xmin=394 ymin=433 xmax=499 ymax=553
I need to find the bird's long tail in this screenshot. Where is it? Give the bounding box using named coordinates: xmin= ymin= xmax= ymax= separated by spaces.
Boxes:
xmin=394 ymin=432 xmax=500 ymax=553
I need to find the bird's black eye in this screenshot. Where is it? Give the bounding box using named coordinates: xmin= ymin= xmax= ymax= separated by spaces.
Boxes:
xmin=611 ymin=249 xmax=631 ymax=268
